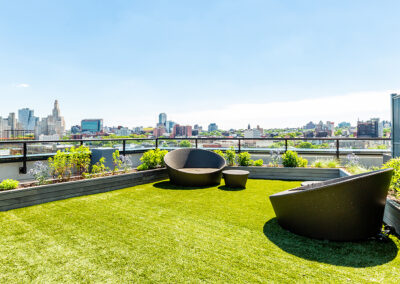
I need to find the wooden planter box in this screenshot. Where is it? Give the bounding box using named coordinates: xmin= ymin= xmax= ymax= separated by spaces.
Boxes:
xmin=383 ymin=199 xmax=400 ymax=235
xmin=224 ymin=166 xmax=350 ymax=181
xmin=0 ymin=168 xmax=168 ymax=211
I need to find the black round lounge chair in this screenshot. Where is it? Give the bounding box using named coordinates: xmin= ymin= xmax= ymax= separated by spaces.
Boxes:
xmin=269 ymin=168 xmax=393 ymax=241
xmin=164 ymin=148 xmax=226 ymax=187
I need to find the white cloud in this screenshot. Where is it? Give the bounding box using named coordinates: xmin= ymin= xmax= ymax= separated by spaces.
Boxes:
xmin=168 ymin=91 xmax=394 ymax=129
xmin=16 ymin=83 xmax=30 ymax=88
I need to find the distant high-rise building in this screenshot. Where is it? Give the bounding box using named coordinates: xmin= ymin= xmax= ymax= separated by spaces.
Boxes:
xmin=194 ymin=124 xmax=203 ymax=132
xmin=165 ymin=120 xmax=175 ymax=133
xmin=81 ymin=119 xmax=103 ymax=133
xmin=172 ymin=124 xmax=192 ymax=137
xmin=7 ymin=113 xmax=17 ymax=131
xmin=244 ymin=129 xmax=261 ymax=138
xmin=315 ymin=121 xmax=334 ymax=137
xmin=18 ymin=108 xmax=38 ymax=131
xmin=357 ymin=118 xmax=383 ymax=138
xmin=115 ymin=126 xmax=130 ymax=136
xmin=326 ymin=121 xmax=335 ymax=136
xmin=35 ymin=100 xmax=65 ymax=139
xmin=153 ymin=126 xmax=166 ymax=138
xmin=304 ymin=121 xmax=316 ymax=129
xmin=133 ymin=126 xmax=143 ymax=134
xmin=338 ymin=122 xmax=351 ymax=128
xmin=0 ymin=117 xmax=11 ymax=138
xmin=159 ymin=113 xmax=167 ymax=126
xmin=208 ymin=123 xmax=218 ymax=132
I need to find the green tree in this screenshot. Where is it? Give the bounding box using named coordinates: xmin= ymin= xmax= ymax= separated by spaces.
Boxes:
xmin=296 ymin=142 xmax=314 ymax=149
xmin=179 ymin=140 xmax=192 ymax=147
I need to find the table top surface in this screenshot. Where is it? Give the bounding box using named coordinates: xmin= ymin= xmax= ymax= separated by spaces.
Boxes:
xmin=222 ymin=170 xmax=250 ymax=175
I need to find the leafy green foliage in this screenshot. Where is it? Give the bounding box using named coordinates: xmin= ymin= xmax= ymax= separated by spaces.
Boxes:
xmin=296 ymin=141 xmax=314 ymax=149
xmin=112 ymin=150 xmax=123 ymax=174
xmin=311 ymin=159 xmax=340 ymax=168
xmin=225 ymin=147 xmax=236 ymax=166
xmin=48 ymin=146 xmax=91 ymax=181
xmin=334 ymin=129 xmax=342 ymax=136
xmin=345 ymin=165 xmax=369 ymax=175
xmin=179 ymin=140 xmax=192 ymax=148
xmin=253 ymin=159 xmax=263 ymax=166
xmin=0 ymin=179 xmax=19 ymax=190
xmin=237 ymin=152 xmax=252 ymax=166
xmin=48 ymin=150 xmax=73 ymax=181
xmin=69 ymin=146 xmax=91 ymax=176
xmin=382 ymin=158 xmax=400 ymax=198
xmin=326 ymin=160 xmax=340 ymax=168
xmin=213 ymin=147 xmax=235 ymax=166
xmin=281 ymin=151 xmax=308 ymax=167
xmin=91 ymin=157 xmax=109 ymax=177
xmin=137 ymin=149 xmax=168 ymax=171
xmin=312 ymin=160 xmax=324 ymax=168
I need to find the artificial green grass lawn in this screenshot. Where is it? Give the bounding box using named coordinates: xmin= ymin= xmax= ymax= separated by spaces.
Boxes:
xmin=0 ymin=179 xmax=399 ymax=282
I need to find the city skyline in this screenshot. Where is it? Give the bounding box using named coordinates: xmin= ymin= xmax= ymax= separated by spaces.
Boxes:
xmin=0 ymin=91 xmax=392 ymax=130
xmin=0 ymin=99 xmax=391 ymax=138
xmin=0 ymin=1 xmax=398 ymax=129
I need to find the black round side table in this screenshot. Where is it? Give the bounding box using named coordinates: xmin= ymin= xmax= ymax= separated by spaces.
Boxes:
xmin=222 ymin=170 xmax=249 ymax=188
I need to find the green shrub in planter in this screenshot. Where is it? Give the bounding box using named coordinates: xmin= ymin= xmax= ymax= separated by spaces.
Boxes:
xmin=281 ymin=150 xmax=308 ymax=167
xmin=382 ymin=157 xmax=400 ymax=197
xmin=225 ymin=147 xmax=236 ymax=166
xmin=311 ymin=159 xmax=340 ymax=168
xmin=213 ymin=147 xmax=236 ymax=166
xmin=253 ymin=159 xmax=263 ymax=167
xmin=237 ymin=152 xmax=252 ymax=166
xmin=137 ymin=149 xmax=168 ymax=171
xmin=0 ymin=179 xmax=19 ymax=190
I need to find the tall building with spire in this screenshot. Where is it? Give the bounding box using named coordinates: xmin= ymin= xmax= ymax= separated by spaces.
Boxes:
xmin=35 ymin=100 xmax=66 ymax=139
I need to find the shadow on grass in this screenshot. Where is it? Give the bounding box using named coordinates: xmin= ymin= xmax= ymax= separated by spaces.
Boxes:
xmin=152 ymin=181 xmax=212 ymax=190
xmin=263 ymin=218 xmax=398 ymax=267
xmin=218 ymin=185 xmax=245 ymax=191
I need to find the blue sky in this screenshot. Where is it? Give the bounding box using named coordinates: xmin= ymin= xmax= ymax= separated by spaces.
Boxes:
xmin=0 ymin=0 xmax=399 ymax=129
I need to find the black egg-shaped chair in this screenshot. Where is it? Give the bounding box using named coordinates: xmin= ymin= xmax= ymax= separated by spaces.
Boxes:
xmin=164 ymin=148 xmax=226 ymax=187
xmin=269 ymin=168 xmax=393 ymax=241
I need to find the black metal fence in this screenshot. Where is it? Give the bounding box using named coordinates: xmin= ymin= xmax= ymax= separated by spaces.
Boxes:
xmin=0 ymin=137 xmax=391 ymax=174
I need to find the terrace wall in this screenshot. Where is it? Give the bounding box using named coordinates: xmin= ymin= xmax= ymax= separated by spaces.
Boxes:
xmin=0 ymin=168 xmax=168 ymax=211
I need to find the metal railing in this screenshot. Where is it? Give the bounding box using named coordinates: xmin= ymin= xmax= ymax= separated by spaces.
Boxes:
xmin=0 ymin=137 xmax=391 ymax=174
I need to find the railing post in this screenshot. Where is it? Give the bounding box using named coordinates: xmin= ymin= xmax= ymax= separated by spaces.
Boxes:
xmin=285 ymin=139 xmax=288 ymax=153
xmin=238 ymin=139 xmax=241 ymax=153
xmin=80 ymin=140 xmax=83 ymax=146
xmin=155 ymin=138 xmax=158 ymax=149
xmin=122 ymin=140 xmax=126 ymax=156
xmin=195 ymin=138 xmax=198 ymax=148
xmin=336 ymin=139 xmax=340 ymax=160
xmin=19 ymin=142 xmax=27 ymax=174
